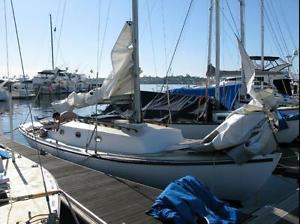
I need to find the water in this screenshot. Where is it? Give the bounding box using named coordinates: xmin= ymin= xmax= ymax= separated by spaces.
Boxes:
xmin=0 ymin=84 xmax=186 ymax=145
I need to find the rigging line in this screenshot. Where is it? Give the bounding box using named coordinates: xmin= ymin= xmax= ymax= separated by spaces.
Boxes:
xmin=162 ymin=0 xmax=194 ymax=123
xmin=55 ymin=0 xmax=67 ymax=63
xmin=220 ymin=7 xmax=239 ymax=37
xmin=144 ymin=0 xmax=194 ymax=116
xmin=224 ymin=0 xmax=239 ymax=36
xmin=263 ymin=1 xmax=286 ymax=58
xmin=88 ymin=0 xmax=102 ymax=152
xmin=140 ymin=0 xmax=158 ymax=40
xmin=160 ymin=0 xmax=168 ymax=74
xmin=23 ymin=87 xmax=42 ymax=124
xmin=9 ymin=0 xmax=52 ymax=214
xmin=267 ymin=0 xmax=290 ymax=56
xmin=263 ymin=3 xmax=285 ymax=59
xmin=54 ymin=0 xmax=63 ymax=27
xmin=98 ymin=0 xmax=111 ymax=74
xmin=277 ymin=0 xmax=297 ymax=50
xmin=146 ymin=0 xmax=158 ymax=76
xmin=96 ymin=0 xmax=102 ymax=75
xmin=161 ymin=0 xmax=195 ymax=91
xmin=3 ymin=0 xmax=10 ymax=78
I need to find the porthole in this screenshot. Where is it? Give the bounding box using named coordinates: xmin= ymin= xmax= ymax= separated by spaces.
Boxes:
xmin=59 ymin=129 xmax=65 ymax=135
xmin=95 ymin=136 xmax=102 ymax=142
xmin=75 ymin=132 xmax=81 ymax=138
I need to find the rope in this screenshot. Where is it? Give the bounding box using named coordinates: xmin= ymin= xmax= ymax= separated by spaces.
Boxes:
xmin=224 ymin=0 xmax=239 ymax=35
xmin=161 ymin=0 xmax=194 ymax=90
xmin=278 ymin=0 xmax=297 ymax=50
xmin=92 ymin=0 xmax=102 ymax=153
xmin=267 ymin=0 xmax=290 ymax=56
xmin=87 ymin=0 xmax=112 ymax=152
xmin=220 ymin=6 xmax=239 ymax=38
xmin=144 ymin=0 xmax=194 ymax=118
xmin=160 ymin=0 xmax=168 ymax=76
xmin=263 ymin=1 xmax=286 ymax=58
xmin=146 ymin=0 xmax=158 ymax=76
xmin=22 ymin=86 xmax=42 ymax=124
xmin=55 ymin=0 xmax=67 ymax=63
xmin=9 ymin=0 xmax=52 ymax=214
xmin=98 ymin=0 xmax=111 ymax=74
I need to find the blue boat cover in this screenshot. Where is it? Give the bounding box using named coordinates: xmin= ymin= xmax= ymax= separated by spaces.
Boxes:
xmin=0 ymin=149 xmax=11 ymax=159
xmin=147 ymin=176 xmax=242 ymax=224
xmin=170 ymin=84 xmax=241 ymax=110
xmin=277 ymin=111 xmax=300 ymax=130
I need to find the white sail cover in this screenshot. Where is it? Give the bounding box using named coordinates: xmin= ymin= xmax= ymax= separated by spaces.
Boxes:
xmin=199 ymin=39 xmax=279 ymax=163
xmin=52 ymin=22 xmax=134 ymax=112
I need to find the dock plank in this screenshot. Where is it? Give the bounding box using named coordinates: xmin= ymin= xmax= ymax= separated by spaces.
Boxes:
xmin=0 ymin=134 xmax=161 ymax=223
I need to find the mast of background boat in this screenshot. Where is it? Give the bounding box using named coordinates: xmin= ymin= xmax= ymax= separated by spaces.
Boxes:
xmin=215 ymin=0 xmax=220 ymax=104
xmin=49 ymin=14 xmax=55 ymax=70
xmin=4 ymin=0 xmax=15 ymax=161
xmin=206 ymin=0 xmax=213 ymax=88
xmin=132 ymin=0 xmax=142 ymax=123
xmin=260 ymin=0 xmax=264 ymax=71
xmin=240 ymin=0 xmax=246 ymax=95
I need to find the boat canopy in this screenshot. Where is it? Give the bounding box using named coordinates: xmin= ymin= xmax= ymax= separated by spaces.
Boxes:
xmin=170 ymin=84 xmax=241 ymax=110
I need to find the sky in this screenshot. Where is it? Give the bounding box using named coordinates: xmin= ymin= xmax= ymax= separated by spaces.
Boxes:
xmin=0 ymin=0 xmax=299 ymax=78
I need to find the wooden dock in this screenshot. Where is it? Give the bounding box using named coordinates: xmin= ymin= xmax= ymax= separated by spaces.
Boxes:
xmin=0 ymin=135 xmax=161 ymax=224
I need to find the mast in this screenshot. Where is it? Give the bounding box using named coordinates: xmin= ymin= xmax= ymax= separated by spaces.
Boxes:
xmin=49 ymin=14 xmax=55 ymax=70
xmin=4 ymin=0 xmax=9 ymax=78
xmin=215 ymin=0 xmax=220 ymax=103
xmin=260 ymin=0 xmax=264 ymax=70
xmin=132 ymin=0 xmax=142 ymax=123
xmin=240 ymin=0 xmax=246 ymax=95
xmin=207 ymin=0 xmax=213 ymax=86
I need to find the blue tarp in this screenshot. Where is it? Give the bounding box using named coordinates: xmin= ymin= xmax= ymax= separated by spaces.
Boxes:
xmin=170 ymin=84 xmax=241 ymax=110
xmin=147 ymin=176 xmax=243 ymax=224
xmin=277 ymin=111 xmax=300 ymax=130
xmin=278 ymin=111 xmax=300 ymax=121
xmin=277 ymin=111 xmax=299 ymax=130
xmin=0 ymin=149 xmax=11 ymax=159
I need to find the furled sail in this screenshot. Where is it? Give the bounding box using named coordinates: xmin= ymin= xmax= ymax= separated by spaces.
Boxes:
xmin=52 ymin=22 xmax=134 ymax=112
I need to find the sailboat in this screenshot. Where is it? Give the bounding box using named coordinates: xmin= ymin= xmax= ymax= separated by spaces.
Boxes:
xmin=20 ymin=0 xmax=281 ymax=201
xmin=139 ymin=0 xmax=299 ymax=143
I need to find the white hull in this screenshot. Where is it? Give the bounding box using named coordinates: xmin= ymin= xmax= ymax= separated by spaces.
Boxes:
xmin=20 ymin=126 xmax=280 ymax=201
xmin=276 ymin=119 xmax=299 ymax=143
xmin=0 ymin=86 xmax=35 ymax=100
